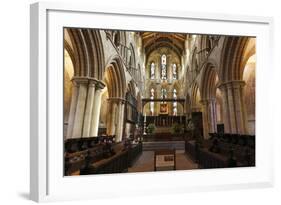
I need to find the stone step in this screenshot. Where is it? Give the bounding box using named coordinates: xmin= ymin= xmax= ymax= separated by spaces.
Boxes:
xmin=142 ymin=141 xmax=185 ymax=151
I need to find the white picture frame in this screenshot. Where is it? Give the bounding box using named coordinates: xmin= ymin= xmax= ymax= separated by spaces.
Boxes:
xmin=30 ymin=2 xmax=274 ymax=202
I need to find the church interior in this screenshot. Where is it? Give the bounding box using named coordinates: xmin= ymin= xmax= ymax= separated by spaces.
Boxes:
xmin=63 ymin=28 xmax=256 ymax=175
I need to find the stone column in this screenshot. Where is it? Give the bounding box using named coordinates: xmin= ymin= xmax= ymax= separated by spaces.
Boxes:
xmin=226 ymin=83 xmax=237 ymax=133
xmin=115 ymin=99 xmax=125 ymax=142
xmin=219 ymin=84 xmax=230 ymax=133
xmin=208 ymin=98 xmax=217 ymax=133
xmin=106 ymin=99 xmax=117 ymax=135
xmin=106 ymin=99 xmax=113 ymax=135
xmin=90 ymin=81 xmax=105 ymax=137
xmin=82 ymin=79 xmax=97 ymax=137
xmin=120 ymin=102 xmax=125 ymax=140
xmin=66 ymin=80 xmax=79 ymax=139
xmin=232 ymin=81 xmax=247 ymax=134
xmin=72 ymin=77 xmax=88 ymax=138
xmin=240 ymin=84 xmax=248 ymax=134
xmin=219 ymin=81 xmax=248 ymax=134
xmin=200 ymin=99 xmax=209 ymax=139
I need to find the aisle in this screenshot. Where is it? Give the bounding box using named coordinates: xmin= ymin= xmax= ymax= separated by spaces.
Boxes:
xmin=128 ymin=151 xmax=198 ymax=173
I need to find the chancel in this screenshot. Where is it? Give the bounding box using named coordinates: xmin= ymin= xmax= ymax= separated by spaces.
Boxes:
xmin=63 ymin=29 xmax=256 ymax=176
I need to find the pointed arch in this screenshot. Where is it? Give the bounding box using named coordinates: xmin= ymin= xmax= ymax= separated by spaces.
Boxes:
xmin=129 ymin=43 xmax=136 ymax=68
xmin=190 ymin=82 xmax=201 ymax=111
xmin=66 ymin=28 xmax=86 ymax=76
xmin=198 ymin=35 xmax=211 ymax=62
xmin=65 ymin=28 xmax=105 ymax=80
xmin=240 ymin=38 xmax=256 ymax=79
xmin=191 ymin=47 xmax=198 ymax=72
xmin=104 ymin=56 xmax=126 ymax=98
xmin=219 ymin=36 xmax=250 ymax=81
xmin=200 ymin=62 xmax=219 ymax=100
xmin=112 ymin=31 xmax=126 ymax=48
xmin=64 ymin=39 xmax=76 ymax=72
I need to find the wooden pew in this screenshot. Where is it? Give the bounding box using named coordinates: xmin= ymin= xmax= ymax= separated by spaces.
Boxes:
xmin=64 ymin=135 xmax=143 ymax=175
xmin=64 ymin=135 xmax=117 ymax=176
xmin=185 ymin=133 xmax=255 ymax=169
xmin=81 ymin=142 xmax=143 ymax=175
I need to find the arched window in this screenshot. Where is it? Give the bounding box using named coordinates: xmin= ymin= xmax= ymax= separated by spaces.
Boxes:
xmin=161 ymin=88 xmax=167 ymax=99
xmin=172 ymin=89 xmax=177 ymax=115
xmin=161 ymin=54 xmax=167 ymax=80
xmin=172 ymin=63 xmax=177 ymax=79
xmin=113 ymin=31 xmax=120 ymax=48
xmin=150 ymin=62 xmax=155 ymax=79
xmin=150 ymin=88 xmax=155 ymax=115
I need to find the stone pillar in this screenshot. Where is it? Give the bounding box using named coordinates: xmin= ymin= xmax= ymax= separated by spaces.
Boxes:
xmin=232 ymin=81 xmax=247 ymax=134
xmin=115 ymin=99 xmax=125 ymax=142
xmin=82 ymin=79 xmax=97 ymax=137
xmin=72 ymin=77 xmax=88 ymax=138
xmin=120 ymin=102 xmax=125 ymax=140
xmin=106 ymin=99 xmax=113 ymax=135
xmin=240 ymin=83 xmax=248 ymax=134
xmin=219 ymin=81 xmax=248 ymax=134
xmin=219 ymin=84 xmax=230 ymax=133
xmin=208 ymin=98 xmax=217 ymax=133
xmin=226 ymin=83 xmax=237 ymax=133
xmin=106 ymin=99 xmax=117 ymax=135
xmin=90 ymin=81 xmax=105 ymax=137
xmin=66 ymin=80 xmax=79 ymax=139
xmin=200 ymin=99 xmax=209 ymax=139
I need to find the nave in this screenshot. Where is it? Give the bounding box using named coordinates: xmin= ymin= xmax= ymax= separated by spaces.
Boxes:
xmin=64 ymin=28 xmax=256 ymax=176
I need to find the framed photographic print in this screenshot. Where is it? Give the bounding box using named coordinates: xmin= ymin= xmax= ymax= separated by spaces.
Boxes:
xmin=30 ymin=2 xmax=274 ymax=202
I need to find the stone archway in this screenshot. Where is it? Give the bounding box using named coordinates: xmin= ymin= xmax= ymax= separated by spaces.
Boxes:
xmin=242 ymin=53 xmax=256 ymax=135
xmin=103 ymin=56 xmax=127 ymax=141
xmin=64 ymin=28 xmax=106 ymax=139
xmin=217 ymin=37 xmax=255 ymax=134
xmin=190 ymin=82 xmax=201 ymax=112
xmin=200 ymin=62 xmax=219 ymax=138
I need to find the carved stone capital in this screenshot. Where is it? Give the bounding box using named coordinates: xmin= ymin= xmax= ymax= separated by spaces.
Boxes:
xmin=107 ymin=97 xmax=126 ymax=104
xmin=218 ymin=80 xmax=245 ymax=90
xmin=71 ymin=76 xmax=89 ymax=86
xmin=95 ymin=80 xmax=106 ymax=90
xmin=71 ymin=76 xmax=106 ymax=90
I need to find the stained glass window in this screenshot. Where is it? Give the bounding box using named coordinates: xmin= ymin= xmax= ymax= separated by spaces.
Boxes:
xmin=172 ymin=63 xmax=177 ymax=79
xmin=150 ymin=62 xmax=155 ymax=79
xmin=161 ymin=54 xmax=167 ymax=80
xmin=161 ymin=88 xmax=167 ymax=99
xmin=173 ymin=89 xmax=177 ymax=115
xmin=150 ymin=88 xmax=154 ymax=115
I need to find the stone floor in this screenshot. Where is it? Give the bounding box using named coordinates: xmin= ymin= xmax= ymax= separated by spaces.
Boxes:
xmin=128 ymin=151 xmax=198 ymax=173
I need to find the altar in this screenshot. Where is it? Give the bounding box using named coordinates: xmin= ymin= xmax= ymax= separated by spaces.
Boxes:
xmin=159 ymin=102 xmax=168 ymax=115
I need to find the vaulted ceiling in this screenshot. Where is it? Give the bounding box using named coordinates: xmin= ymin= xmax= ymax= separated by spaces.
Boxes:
xmin=140 ymin=32 xmax=186 ymax=58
